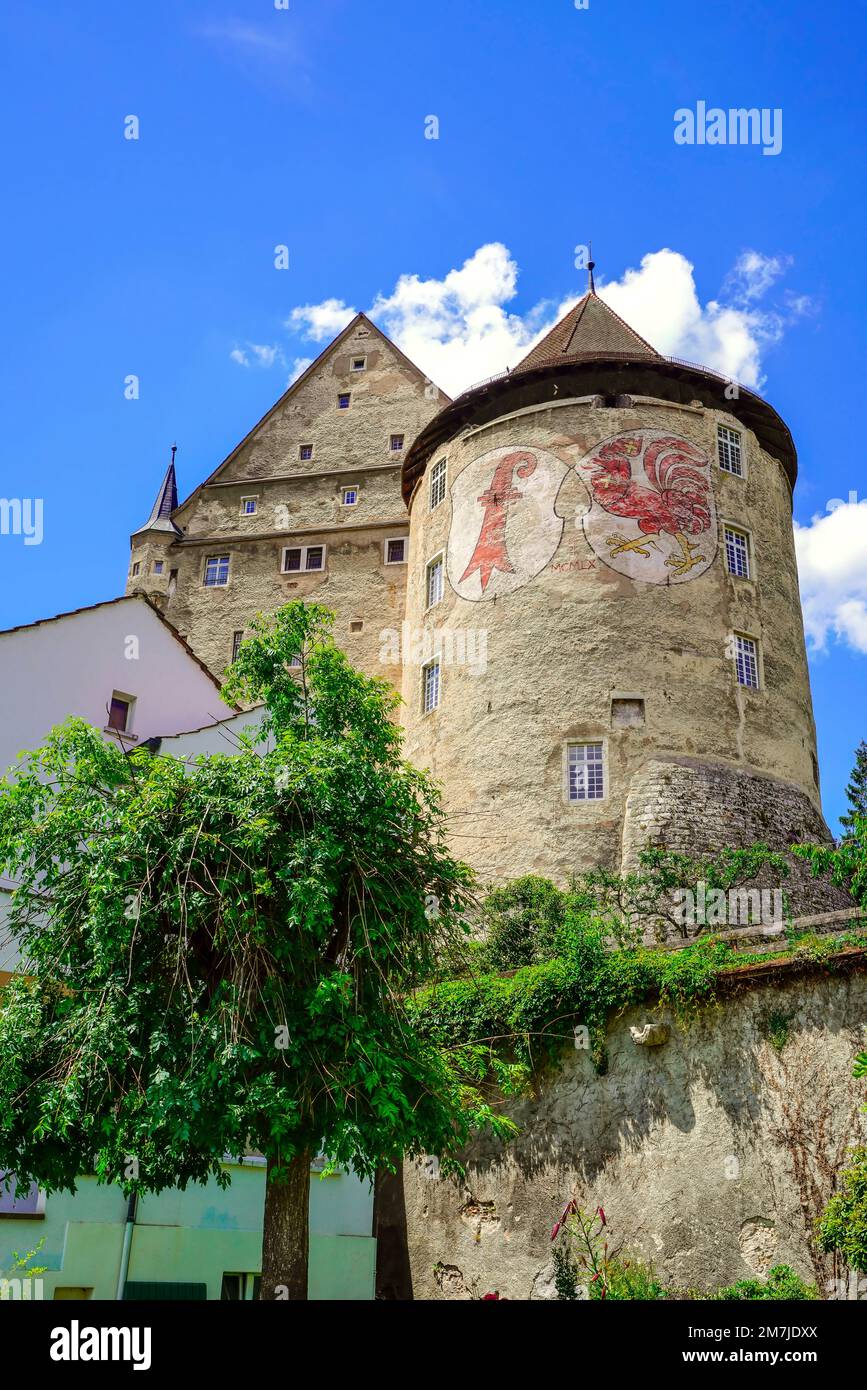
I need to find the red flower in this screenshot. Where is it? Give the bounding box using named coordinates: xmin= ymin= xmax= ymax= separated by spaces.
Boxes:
xmin=482 ymin=1292 xmax=500 ymax=1300
xmin=597 ymin=1206 xmax=607 ymax=1226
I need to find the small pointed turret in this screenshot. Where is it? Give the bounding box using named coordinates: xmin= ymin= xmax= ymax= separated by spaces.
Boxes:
xmin=132 ymin=445 xmax=181 ymax=537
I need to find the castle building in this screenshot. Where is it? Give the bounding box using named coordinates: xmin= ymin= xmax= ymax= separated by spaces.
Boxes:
xmin=127 ymin=276 xmax=839 ymax=908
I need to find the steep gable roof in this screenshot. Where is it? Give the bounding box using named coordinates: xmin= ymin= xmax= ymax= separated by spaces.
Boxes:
xmin=517 ymin=291 xmax=660 ymax=371
xmin=174 ymin=313 xmax=450 ymax=512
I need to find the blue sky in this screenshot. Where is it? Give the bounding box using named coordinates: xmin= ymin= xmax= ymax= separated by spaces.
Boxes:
xmin=1 ymin=0 xmax=865 ymax=831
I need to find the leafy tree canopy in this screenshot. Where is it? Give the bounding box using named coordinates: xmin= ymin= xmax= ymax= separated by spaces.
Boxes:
xmin=0 ymin=602 xmax=511 ymax=1202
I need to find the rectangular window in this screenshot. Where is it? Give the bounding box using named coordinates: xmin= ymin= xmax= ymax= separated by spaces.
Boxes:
xmin=718 ymin=424 xmax=744 ymax=477
xmin=153 ymin=560 xmax=164 ymax=575
xmin=426 ymin=554 xmax=444 ymax=608
xmin=430 ymin=458 xmax=447 ymax=510
xmin=231 ymin=631 xmax=243 ymax=663
xmin=422 ymin=659 xmax=441 ymax=714
xmin=724 ymin=525 xmax=751 ymax=578
xmin=288 ymin=654 xmax=302 ymax=669
xmin=0 ymin=1174 xmax=44 ymax=1218
xmin=351 ymin=357 xmax=366 ymax=372
xmin=385 ymin=537 xmax=407 ymax=565
xmin=735 ymin=634 xmax=760 ymax=689
xmin=203 ymin=554 xmax=230 ymax=587
xmin=341 ymin=487 xmax=358 ymax=506
xmin=338 ymin=394 xmax=351 ymax=409
xmin=390 ymin=434 xmax=404 ymax=452
xmin=131 ymin=561 xmax=140 ymax=578
xmin=240 ymin=497 xmax=258 ymax=516
xmin=107 ymin=694 xmax=132 ymax=734
xmin=349 ymin=618 xmax=363 ymax=633
xmin=282 ymin=545 xmax=325 ymax=573
xmin=567 ymin=742 xmax=605 ymax=802
xmin=299 ymin=444 xmax=313 ymax=461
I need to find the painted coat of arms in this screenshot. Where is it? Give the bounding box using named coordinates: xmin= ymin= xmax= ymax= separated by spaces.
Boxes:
xmin=574 ymin=429 xmax=717 ymax=583
xmin=447 ymin=445 xmax=570 ymax=601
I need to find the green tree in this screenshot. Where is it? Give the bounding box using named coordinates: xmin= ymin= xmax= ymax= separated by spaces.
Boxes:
xmin=841 ymin=740 xmax=867 ymax=843
xmin=0 ymin=602 xmax=511 ymax=1300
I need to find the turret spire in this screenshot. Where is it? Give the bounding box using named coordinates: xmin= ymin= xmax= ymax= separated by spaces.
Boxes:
xmin=132 ymin=447 xmax=181 ymax=536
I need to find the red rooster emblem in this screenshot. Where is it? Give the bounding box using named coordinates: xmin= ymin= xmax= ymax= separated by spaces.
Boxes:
xmin=587 ymin=433 xmax=712 ymax=577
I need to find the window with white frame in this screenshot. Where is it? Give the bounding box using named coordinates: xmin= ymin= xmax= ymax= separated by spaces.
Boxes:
xmin=288 ymin=653 xmax=302 ymax=669
xmin=0 ymin=1173 xmax=44 ymax=1218
xmin=422 ymin=658 xmax=441 ymax=714
xmin=430 ymin=458 xmax=447 ymax=510
xmin=566 ymin=742 xmax=605 ymax=802
xmin=203 ymin=554 xmax=230 ymax=587
xmin=724 ymin=525 xmax=751 ymax=578
xmin=384 ymin=537 xmax=407 ymax=565
xmin=341 ymin=487 xmax=358 ymax=506
xmin=718 ymin=424 xmax=744 ymax=477
xmin=426 ymin=554 xmax=444 ymax=608
xmin=735 ymin=634 xmax=760 ymax=689
xmin=131 ymin=561 xmax=140 ymax=577
xmin=351 ymin=356 xmax=366 ymax=372
xmin=390 ymin=434 xmax=404 ymax=452
xmin=299 ymin=444 xmax=313 ymax=461
xmin=240 ymin=497 xmax=258 ymax=516
xmin=282 ymin=545 xmax=325 ymax=573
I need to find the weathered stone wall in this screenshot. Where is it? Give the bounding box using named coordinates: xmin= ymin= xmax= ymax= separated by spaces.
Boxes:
xmin=398 ymin=962 xmax=867 ymax=1299
xmin=622 ymin=757 xmax=851 ymax=919
xmin=401 ymin=396 xmax=827 ymax=894
xmin=128 ymin=317 xmax=445 ymax=682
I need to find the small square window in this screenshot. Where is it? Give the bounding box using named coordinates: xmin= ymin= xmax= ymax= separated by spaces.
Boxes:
xmin=724 ymin=526 xmax=751 ymax=579
xmin=735 ymin=634 xmax=760 ymax=689
xmin=390 ymin=434 xmax=404 ymax=452
xmin=611 ymin=698 xmax=645 ymax=728
xmin=385 ymin=537 xmax=407 ymax=565
xmin=349 ymin=619 xmax=363 ymax=633
xmin=718 ymin=425 xmax=744 ymax=477
xmin=422 ymin=659 xmax=441 ymax=714
xmin=342 ymin=487 xmax=358 ymax=506
xmin=338 ymin=394 xmax=351 ymax=409
xmin=299 ymin=444 xmax=313 ymax=461
xmin=567 ymin=742 xmax=605 ymax=801
xmin=131 ymin=561 xmax=140 ymax=578
xmin=107 ymin=694 xmax=132 ymax=734
xmin=231 ymin=630 xmax=243 ymax=663
xmin=426 ymin=555 xmax=444 ymax=608
xmin=351 ymin=357 xmax=366 ymax=372
xmin=153 ymin=560 xmax=164 ymax=575
xmin=204 ymin=554 xmax=230 ymax=587
xmin=430 ymin=458 xmax=447 ymax=510
xmin=241 ymin=497 xmax=258 ymax=516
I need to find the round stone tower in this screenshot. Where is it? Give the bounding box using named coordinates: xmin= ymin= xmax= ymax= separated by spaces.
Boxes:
xmin=400 ymin=281 xmax=840 ymax=912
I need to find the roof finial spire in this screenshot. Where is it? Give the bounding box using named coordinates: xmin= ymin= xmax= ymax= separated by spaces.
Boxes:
xmin=587 ymin=242 xmax=596 ymax=295
xmin=171 ymin=442 xmax=177 ymax=466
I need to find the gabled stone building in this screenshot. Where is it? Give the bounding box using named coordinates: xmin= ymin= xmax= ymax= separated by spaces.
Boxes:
xmin=127 ymin=313 xmax=447 ymax=687
xmin=127 ymin=281 xmax=842 ymax=910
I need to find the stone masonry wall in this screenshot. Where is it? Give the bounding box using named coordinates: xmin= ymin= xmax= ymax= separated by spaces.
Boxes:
xmin=622 ymin=757 xmax=852 ymax=919
xmin=397 ymin=963 xmax=867 ymax=1298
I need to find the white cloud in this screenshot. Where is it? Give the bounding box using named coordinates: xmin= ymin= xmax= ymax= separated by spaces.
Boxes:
xmin=723 ymin=250 xmax=792 ymax=304
xmin=230 ymin=342 xmax=284 ymax=369
xmin=287 ymin=356 xmax=313 ymax=385
xmin=795 ymin=499 xmax=867 ymax=654
xmin=277 ymin=243 xmax=808 ymax=397
xmin=286 ymin=299 xmax=356 ymax=342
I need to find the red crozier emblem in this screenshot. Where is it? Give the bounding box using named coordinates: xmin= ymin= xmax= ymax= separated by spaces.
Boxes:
xmin=459 ymin=451 xmax=537 ymax=592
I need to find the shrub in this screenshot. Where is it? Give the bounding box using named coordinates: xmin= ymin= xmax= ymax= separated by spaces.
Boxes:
xmin=716 ymin=1265 xmax=819 ymax=1301
xmin=478 ymin=876 xmax=567 ymax=970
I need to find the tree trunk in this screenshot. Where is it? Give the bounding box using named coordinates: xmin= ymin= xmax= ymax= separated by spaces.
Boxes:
xmin=259 ymin=1151 xmax=311 ymax=1300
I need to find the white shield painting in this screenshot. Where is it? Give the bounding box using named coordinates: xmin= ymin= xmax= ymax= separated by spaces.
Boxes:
xmin=447 ymin=445 xmax=569 ymax=602
xmin=574 ymin=429 xmax=718 ymax=584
